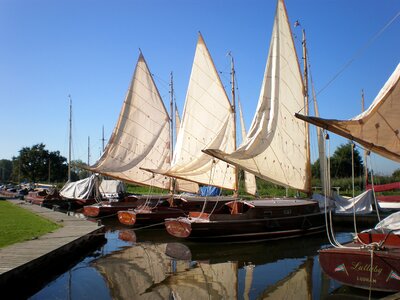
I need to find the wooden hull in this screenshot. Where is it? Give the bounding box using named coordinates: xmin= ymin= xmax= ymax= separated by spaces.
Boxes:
xmin=83 ymin=195 xmax=173 ymax=217
xmin=165 ymin=200 xmax=325 ymax=242
xmin=83 ymin=202 xmax=143 ymax=218
xmin=24 ymin=191 xmax=64 ymax=208
xmin=319 ymin=236 xmax=400 ymax=292
xmin=116 ymin=196 xmax=235 ymax=227
xmin=118 ymin=207 xmax=186 ymax=227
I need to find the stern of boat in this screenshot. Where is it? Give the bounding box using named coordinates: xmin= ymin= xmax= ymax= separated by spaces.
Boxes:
xmin=118 ymin=210 xmax=137 ymax=226
xmin=165 ymin=218 xmax=192 ymax=238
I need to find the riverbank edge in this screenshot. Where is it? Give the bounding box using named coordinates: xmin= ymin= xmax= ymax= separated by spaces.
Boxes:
xmin=0 ymin=199 xmax=105 ymax=298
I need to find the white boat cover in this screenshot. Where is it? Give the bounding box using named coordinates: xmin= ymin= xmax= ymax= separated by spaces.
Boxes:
xmin=60 ymin=174 xmax=98 ymax=200
xmin=99 ymin=179 xmax=125 ymax=199
xmin=372 ymin=211 xmax=400 ymax=233
xmin=296 ymin=63 xmax=400 ymax=162
xmin=333 ymin=189 xmax=375 ymax=214
xmin=204 ymin=0 xmax=310 ymax=192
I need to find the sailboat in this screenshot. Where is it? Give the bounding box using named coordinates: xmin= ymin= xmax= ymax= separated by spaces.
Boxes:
xmin=296 ymin=62 xmax=400 ymax=292
xmin=117 ymin=33 xmax=251 ymax=226
xmin=164 ymin=0 xmax=325 ymax=242
xmin=82 ymin=52 xmax=200 ymax=218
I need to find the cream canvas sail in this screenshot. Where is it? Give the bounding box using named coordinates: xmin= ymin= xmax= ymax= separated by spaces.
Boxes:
xmin=205 ymin=0 xmax=310 ymax=192
xmin=88 ymin=53 xmax=196 ymax=193
xmin=296 ymin=63 xmax=400 ymax=163
xmin=157 ymin=33 xmax=236 ymax=190
xmin=238 ymin=99 xmax=257 ymax=196
xmin=174 ymin=105 xmax=200 ymax=193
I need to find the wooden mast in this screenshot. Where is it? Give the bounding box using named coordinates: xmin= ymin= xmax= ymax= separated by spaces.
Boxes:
xmin=102 ymin=125 xmax=105 ymax=152
xmin=229 ymin=52 xmax=239 ymax=196
xmin=361 ymin=89 xmax=368 ymax=187
xmin=68 ymin=94 xmax=72 ymax=182
xmin=169 ymin=72 xmax=175 ymax=194
xmin=87 ymin=136 xmax=90 ymax=166
xmin=302 ymin=29 xmax=312 ymax=195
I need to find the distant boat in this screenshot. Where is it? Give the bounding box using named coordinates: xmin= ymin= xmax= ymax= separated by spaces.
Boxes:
xmin=296 ymin=60 xmax=400 ymax=291
xmin=24 ymin=186 xmax=62 ymax=208
xmin=165 ymin=0 xmax=325 ymax=241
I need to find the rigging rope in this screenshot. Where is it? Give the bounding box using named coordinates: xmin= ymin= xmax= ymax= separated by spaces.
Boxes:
xmin=317 ymin=10 xmax=400 ymax=97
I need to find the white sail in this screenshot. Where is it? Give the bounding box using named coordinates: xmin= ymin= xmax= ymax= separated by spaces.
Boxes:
xmin=174 ymin=103 xmax=181 ymax=137
xmin=297 ymin=63 xmax=400 ymax=163
xmin=238 ymin=99 xmax=257 ymax=196
xmin=88 ymin=53 xmax=196 ymax=192
xmin=159 ymin=33 xmax=236 ymax=190
xmin=205 ymin=0 xmax=309 ymax=192
xmin=174 ymin=104 xmax=200 ymax=193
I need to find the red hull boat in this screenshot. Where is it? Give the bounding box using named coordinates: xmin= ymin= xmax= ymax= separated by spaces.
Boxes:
xmin=24 ymin=189 xmax=63 ymax=208
xmin=319 ymin=231 xmax=400 ymax=292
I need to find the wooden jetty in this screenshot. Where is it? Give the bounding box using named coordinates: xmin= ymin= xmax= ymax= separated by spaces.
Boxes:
xmin=0 ymin=199 xmax=105 ymax=298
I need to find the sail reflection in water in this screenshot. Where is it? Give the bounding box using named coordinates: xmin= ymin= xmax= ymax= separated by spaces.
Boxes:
xmin=92 ymin=237 xmax=318 ymax=299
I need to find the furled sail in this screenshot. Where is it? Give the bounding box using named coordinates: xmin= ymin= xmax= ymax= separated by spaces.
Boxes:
xmin=296 ymin=63 xmax=400 ymax=162
xmin=238 ymin=99 xmax=257 ymax=196
xmin=205 ymin=0 xmax=309 ymax=192
xmin=88 ymin=53 xmax=196 ymax=193
xmin=155 ymin=33 xmax=236 ymax=190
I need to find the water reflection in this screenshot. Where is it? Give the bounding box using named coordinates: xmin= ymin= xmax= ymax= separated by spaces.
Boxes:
xmin=92 ymin=229 xmax=324 ymax=300
xmin=29 ymin=227 xmax=393 ymax=300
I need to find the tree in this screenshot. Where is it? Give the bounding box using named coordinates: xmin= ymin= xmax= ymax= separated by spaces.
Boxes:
xmin=330 ymin=142 xmax=363 ymax=179
xmin=311 ymin=158 xmax=321 ymax=179
xmin=71 ymin=160 xmax=91 ymax=180
xmin=11 ymin=143 xmax=68 ymax=183
xmin=0 ymin=159 xmax=12 ymax=182
xmin=392 ymin=169 xmax=400 ymax=180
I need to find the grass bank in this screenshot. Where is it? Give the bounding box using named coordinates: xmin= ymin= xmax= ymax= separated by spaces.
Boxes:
xmin=0 ymin=201 xmax=61 ymax=248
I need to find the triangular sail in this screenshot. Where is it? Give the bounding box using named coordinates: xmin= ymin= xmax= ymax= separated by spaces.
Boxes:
xmin=174 ymin=103 xmax=181 ymax=137
xmin=159 ymin=33 xmax=236 ymax=190
xmin=88 ymin=53 xmax=183 ymax=191
xmin=238 ymin=99 xmax=257 ymax=196
xmin=174 ymin=105 xmax=199 ymax=193
xmin=296 ymin=63 xmax=400 ymax=162
xmin=205 ymin=0 xmax=309 ymax=192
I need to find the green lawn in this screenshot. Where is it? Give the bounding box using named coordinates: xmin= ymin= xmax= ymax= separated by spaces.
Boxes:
xmin=0 ymin=201 xmax=61 ymax=248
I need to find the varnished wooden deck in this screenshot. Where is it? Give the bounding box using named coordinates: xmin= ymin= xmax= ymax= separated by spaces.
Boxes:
xmin=0 ymin=199 xmax=104 ymax=295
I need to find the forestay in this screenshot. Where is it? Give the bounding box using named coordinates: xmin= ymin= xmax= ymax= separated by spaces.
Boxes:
xmin=205 ymin=0 xmax=310 ymax=192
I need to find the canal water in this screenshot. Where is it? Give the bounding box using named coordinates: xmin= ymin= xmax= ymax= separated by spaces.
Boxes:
xmin=28 ymin=219 xmax=391 ymax=300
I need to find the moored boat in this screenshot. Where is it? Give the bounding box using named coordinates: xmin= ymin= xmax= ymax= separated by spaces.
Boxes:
xmin=118 ymin=195 xmax=236 ymax=227
xmin=295 ymin=46 xmax=400 ymax=293
xmin=165 ymin=199 xmax=325 ymax=242
xmin=83 ymin=194 xmax=172 ymax=218
xmin=319 ymin=212 xmax=400 ymax=292
xmin=165 ymin=0 xmax=326 ymax=242
xmin=24 ymin=188 xmax=63 ymax=208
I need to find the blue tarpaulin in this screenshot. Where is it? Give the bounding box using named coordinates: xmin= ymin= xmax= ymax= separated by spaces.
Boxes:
xmin=199 ymin=186 xmax=221 ymax=196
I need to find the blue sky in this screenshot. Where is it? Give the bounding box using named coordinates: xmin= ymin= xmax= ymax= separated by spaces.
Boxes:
xmin=1 ymin=0 xmax=399 ymax=175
